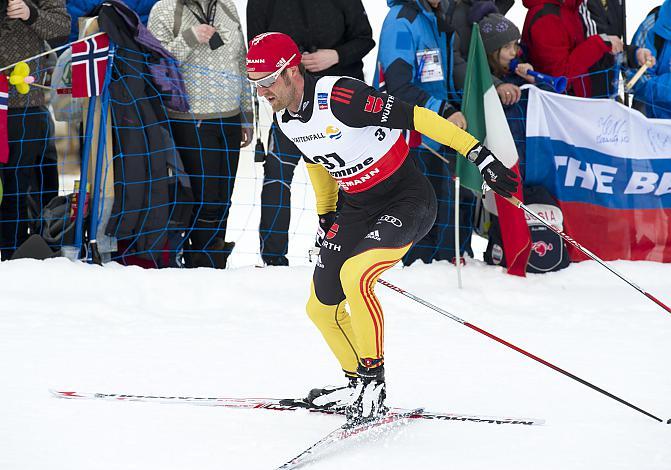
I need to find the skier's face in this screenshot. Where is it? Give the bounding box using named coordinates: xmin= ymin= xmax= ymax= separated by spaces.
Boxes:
xmin=250 ymin=67 xmax=298 ymax=112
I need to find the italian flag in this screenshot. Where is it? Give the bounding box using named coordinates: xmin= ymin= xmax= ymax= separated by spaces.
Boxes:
xmin=457 ymin=24 xmax=531 ymax=276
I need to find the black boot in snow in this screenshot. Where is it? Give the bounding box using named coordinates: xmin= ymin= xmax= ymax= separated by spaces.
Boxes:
xmin=345 ymin=363 xmax=387 ymax=427
xmin=304 ymin=376 xmax=360 ymax=411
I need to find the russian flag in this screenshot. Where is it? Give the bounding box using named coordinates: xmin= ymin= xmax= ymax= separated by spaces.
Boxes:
xmin=525 ymin=86 xmax=671 ymax=262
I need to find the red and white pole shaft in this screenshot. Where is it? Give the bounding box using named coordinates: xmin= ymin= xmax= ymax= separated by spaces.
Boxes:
xmin=505 ymin=196 xmax=671 ymax=315
xmin=377 ymin=277 xmax=668 ymax=423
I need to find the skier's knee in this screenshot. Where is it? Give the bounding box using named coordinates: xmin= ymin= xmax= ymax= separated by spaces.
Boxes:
xmin=306 ymin=285 xmax=338 ymax=328
xmin=339 ymin=258 xmax=366 ymax=299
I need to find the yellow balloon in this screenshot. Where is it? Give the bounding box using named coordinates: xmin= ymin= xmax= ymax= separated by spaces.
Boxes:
xmin=16 ymin=83 xmax=30 ymax=94
xmin=9 ymin=62 xmax=31 ymax=94
xmin=14 ymin=62 xmax=30 ymax=76
xmin=9 ymin=74 xmax=23 ymax=85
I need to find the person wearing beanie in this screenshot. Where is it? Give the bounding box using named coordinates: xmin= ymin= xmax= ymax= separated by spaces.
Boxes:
xmin=480 ymin=13 xmax=520 ymax=57
xmin=247 ymin=32 xmax=518 ymax=426
xmin=479 ymin=12 xmax=535 ymax=105
xmin=451 ymin=0 xmax=515 ymax=59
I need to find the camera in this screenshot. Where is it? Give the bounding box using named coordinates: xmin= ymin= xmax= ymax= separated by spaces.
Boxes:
xmin=209 ymin=31 xmax=224 ymax=50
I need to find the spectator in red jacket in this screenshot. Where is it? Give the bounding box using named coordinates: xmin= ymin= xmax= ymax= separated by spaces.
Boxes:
xmin=521 ymin=0 xmax=622 ymax=97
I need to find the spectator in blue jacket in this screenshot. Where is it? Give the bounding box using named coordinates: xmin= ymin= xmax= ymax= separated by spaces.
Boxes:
xmin=374 ymin=0 xmax=466 ymax=129
xmin=630 ymin=1 xmax=670 ymax=119
xmin=374 ymin=0 xmax=474 ymax=265
xmin=67 ymin=0 xmax=157 ymax=42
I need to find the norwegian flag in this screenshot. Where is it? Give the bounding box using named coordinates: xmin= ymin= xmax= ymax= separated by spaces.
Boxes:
xmin=0 ymin=74 xmax=8 ymax=164
xmin=71 ymin=34 xmax=110 ymax=98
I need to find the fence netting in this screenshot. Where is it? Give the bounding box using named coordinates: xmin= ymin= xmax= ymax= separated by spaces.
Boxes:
xmin=3 ymin=41 xmax=667 ymax=268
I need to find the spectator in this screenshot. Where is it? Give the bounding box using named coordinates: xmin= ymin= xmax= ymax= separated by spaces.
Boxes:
xmin=629 ymin=0 xmax=670 ymax=119
xmin=374 ymin=0 xmax=473 ymax=264
xmin=478 ymin=12 xmax=537 ymax=170
xmin=246 ymin=0 xmax=375 ymax=266
xmin=523 ymin=0 xmax=655 ymax=98
xmin=452 ymin=0 xmax=516 ymax=59
xmin=585 ymin=0 xmax=624 ymax=37
xmin=67 ymin=0 xmax=158 ymax=43
xmin=0 ymin=0 xmax=70 ymax=260
xmin=149 ymin=0 xmax=253 ymax=268
xmin=521 ymin=0 xmax=623 ymax=97
xmin=480 ymin=12 xmax=535 ymax=105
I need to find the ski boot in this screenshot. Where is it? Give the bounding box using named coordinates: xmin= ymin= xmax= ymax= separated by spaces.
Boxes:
xmin=303 ymin=376 xmax=360 ymax=411
xmin=345 ymin=360 xmax=387 ymax=427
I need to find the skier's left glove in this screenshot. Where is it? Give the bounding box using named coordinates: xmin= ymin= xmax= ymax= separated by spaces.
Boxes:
xmin=466 ymin=144 xmax=518 ymax=198
xmin=316 ymin=211 xmax=337 ymax=248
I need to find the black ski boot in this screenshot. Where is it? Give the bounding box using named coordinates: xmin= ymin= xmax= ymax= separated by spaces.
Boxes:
xmin=303 ymin=376 xmax=359 ymax=411
xmin=345 ymin=361 xmax=387 ymax=427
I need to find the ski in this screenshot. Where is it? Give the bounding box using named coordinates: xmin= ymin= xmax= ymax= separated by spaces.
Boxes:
xmin=49 ymin=390 xmax=544 ymax=426
xmin=275 ymin=408 xmax=423 ymax=470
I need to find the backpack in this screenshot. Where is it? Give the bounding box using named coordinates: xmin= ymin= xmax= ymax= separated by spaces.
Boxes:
xmin=485 ymin=186 xmax=571 ymax=273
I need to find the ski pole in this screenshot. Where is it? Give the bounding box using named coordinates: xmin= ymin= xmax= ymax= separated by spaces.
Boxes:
xmin=504 ymin=196 xmax=671 ymax=315
xmin=376 ymin=278 xmax=668 ymax=424
xmin=426 ymin=149 xmax=671 ymax=315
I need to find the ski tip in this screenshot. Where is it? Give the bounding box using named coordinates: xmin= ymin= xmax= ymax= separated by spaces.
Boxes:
xmin=49 ymin=390 xmax=81 ymax=398
xmin=666 ymin=418 xmax=670 ymax=425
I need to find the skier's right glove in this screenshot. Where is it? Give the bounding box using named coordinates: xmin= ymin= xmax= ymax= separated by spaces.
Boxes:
xmin=316 ymin=211 xmax=337 ymax=248
xmin=466 ymin=144 xmax=518 ymax=198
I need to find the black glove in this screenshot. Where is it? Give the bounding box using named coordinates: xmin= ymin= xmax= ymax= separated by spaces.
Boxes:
xmin=316 ymin=211 xmax=337 ymax=248
xmin=466 ymin=144 xmax=519 ymax=198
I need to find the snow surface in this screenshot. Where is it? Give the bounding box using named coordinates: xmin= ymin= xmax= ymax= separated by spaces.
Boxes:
xmin=1 ymin=256 xmax=670 ymax=469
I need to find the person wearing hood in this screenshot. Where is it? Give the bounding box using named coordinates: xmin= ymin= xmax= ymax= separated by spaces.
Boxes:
xmin=67 ymin=0 xmax=157 ymax=43
xmin=629 ymin=0 xmax=671 ymax=119
xmin=374 ymin=0 xmax=474 ymax=265
xmin=520 ymin=0 xmax=652 ymax=97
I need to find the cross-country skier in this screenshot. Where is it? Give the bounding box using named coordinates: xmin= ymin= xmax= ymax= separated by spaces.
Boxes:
xmin=246 ymin=32 xmax=518 ymax=426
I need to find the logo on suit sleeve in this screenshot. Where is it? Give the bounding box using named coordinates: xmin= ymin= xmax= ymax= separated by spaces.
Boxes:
xmin=326 ymin=223 xmax=339 ymax=239
xmin=364 ymin=95 xmax=384 ymax=113
xmin=318 ymin=93 xmax=328 ymax=110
